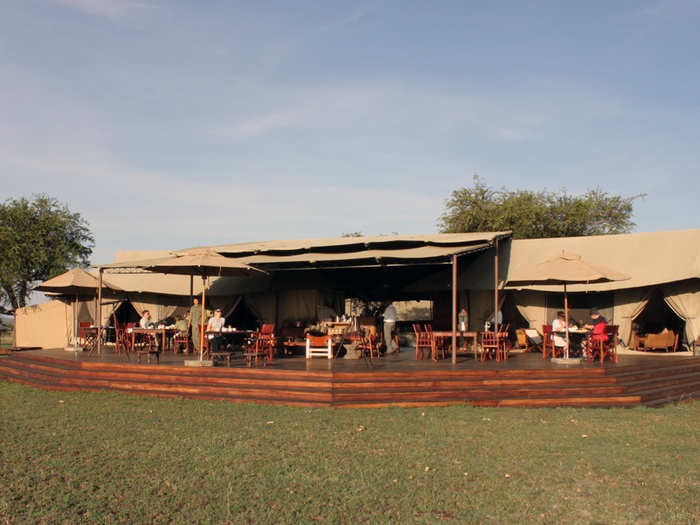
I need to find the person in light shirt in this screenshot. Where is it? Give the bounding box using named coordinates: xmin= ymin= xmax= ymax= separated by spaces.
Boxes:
xmin=207 ymin=308 xmax=227 ymax=353
xmin=551 ymin=310 xmax=567 ymax=354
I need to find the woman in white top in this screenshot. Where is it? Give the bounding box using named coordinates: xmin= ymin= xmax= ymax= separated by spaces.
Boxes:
xmin=207 ymin=309 xmax=227 ymax=353
xmin=551 ymin=310 xmax=567 ymax=351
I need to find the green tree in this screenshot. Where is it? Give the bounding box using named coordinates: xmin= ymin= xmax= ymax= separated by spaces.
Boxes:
xmin=438 ymin=176 xmax=644 ymax=239
xmin=0 ymin=195 xmax=94 ymax=309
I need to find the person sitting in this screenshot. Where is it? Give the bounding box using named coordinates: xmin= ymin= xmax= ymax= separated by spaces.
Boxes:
xmin=140 ymin=310 xmax=155 ymax=329
xmin=583 ymin=309 xmax=609 ymax=359
xmin=551 ymin=310 xmax=567 ymax=355
xmin=584 ymin=309 xmax=609 ymax=342
xmin=138 ymin=310 xmax=160 ymax=349
xmin=206 ymin=308 xmax=227 ymax=353
xmin=175 ymin=312 xmax=190 ymax=332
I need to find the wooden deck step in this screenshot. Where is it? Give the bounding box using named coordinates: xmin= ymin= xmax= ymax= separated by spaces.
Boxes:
xmin=2 ymin=352 xmax=700 ymax=409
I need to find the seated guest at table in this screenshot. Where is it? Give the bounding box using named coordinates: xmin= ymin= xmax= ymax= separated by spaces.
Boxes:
xmin=584 ymin=309 xmax=609 ymax=342
xmin=139 ymin=310 xmax=160 ymax=349
xmin=175 ymin=312 xmax=190 ymax=333
xmin=551 ymin=310 xmax=568 ymax=352
xmin=207 ymin=308 xmax=227 ymax=353
xmin=140 ymin=310 xmax=156 ymax=329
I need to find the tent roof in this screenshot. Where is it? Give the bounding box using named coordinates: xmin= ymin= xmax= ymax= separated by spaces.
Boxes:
xmin=184 ymin=232 xmax=511 ymax=258
xmin=506 ymin=228 xmax=700 ymax=292
xmin=93 ymin=233 xmax=508 ymax=297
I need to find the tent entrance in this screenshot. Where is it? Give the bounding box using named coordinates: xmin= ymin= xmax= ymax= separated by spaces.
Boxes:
xmin=632 ymin=289 xmax=685 ymax=343
xmin=112 ymin=300 xmax=141 ymax=325
xmin=227 ymin=298 xmax=259 ymax=330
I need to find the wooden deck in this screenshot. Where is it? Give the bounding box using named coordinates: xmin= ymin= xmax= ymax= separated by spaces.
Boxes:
xmin=1 ymin=348 xmax=699 ymax=408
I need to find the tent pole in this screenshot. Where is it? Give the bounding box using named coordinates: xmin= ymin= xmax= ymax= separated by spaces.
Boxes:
xmin=97 ymin=268 xmax=103 ymax=355
xmin=452 ymin=254 xmax=457 ymax=364
xmin=199 ymin=276 xmax=206 ymax=361
xmin=189 ymin=275 xmax=194 ymax=305
xmin=494 ymin=238 xmax=500 ymax=338
xmin=564 ymin=283 xmax=570 ymax=360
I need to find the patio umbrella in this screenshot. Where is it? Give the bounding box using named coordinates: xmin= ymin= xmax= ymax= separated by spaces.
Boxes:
xmin=143 ymin=252 xmax=268 ymax=360
xmin=34 ymin=268 xmax=122 ymax=351
xmin=507 ymin=251 xmax=630 ymax=360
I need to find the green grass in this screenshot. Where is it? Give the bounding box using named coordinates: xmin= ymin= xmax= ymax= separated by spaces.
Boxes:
xmin=0 ymin=330 xmax=12 ymax=349
xmin=1 ymin=382 xmax=698 ymax=524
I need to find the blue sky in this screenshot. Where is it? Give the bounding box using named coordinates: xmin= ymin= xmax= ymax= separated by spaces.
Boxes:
xmin=2 ymin=0 xmax=699 ymax=266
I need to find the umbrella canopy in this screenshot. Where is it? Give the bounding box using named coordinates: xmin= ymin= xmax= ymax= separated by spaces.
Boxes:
xmin=508 ymin=251 xmax=630 ymax=286
xmin=507 ymin=251 xmax=630 ymax=360
xmin=142 ymin=251 xmax=267 ymax=360
xmin=34 ymin=268 xmax=123 ymax=351
xmin=34 ymin=268 xmax=122 ymax=296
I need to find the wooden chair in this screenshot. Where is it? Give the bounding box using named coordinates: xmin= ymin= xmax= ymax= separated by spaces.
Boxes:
xmin=172 ymin=330 xmax=192 ymax=354
xmin=245 ymin=325 xmax=276 ymax=364
xmin=480 ymin=331 xmax=498 ymax=361
xmin=78 ymin=322 xmax=91 ymax=346
xmin=357 ymin=332 xmax=381 ymax=361
xmin=115 ymin=322 xmax=134 ymax=355
xmin=413 ymin=323 xmax=431 ymax=360
xmin=542 ymin=325 xmax=557 ymax=359
xmin=133 ymin=330 xmax=160 ymax=364
xmin=424 ymin=324 xmax=445 ymax=360
xmin=589 ymin=325 xmax=618 ymax=364
xmin=306 ymin=334 xmax=333 ymax=359
xmin=516 ymin=328 xmax=535 ymax=352
xmin=497 ymin=329 xmax=509 ymax=361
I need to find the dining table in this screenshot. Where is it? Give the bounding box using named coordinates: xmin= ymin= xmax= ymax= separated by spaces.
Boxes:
xmin=129 ymin=327 xmax=175 ymax=351
xmin=553 ymin=328 xmax=590 ymax=358
xmin=430 ymin=331 xmax=479 ymax=361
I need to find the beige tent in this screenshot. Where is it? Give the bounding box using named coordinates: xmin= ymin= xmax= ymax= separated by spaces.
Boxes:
xmin=506 ymin=229 xmax=700 ymax=345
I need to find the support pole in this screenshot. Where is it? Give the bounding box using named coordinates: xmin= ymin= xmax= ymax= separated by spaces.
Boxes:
xmin=97 ymin=268 xmax=103 ymax=355
xmin=189 ymin=275 xmax=194 ymax=305
xmin=451 ymin=254 xmax=458 ymax=364
xmin=74 ymin=295 xmax=79 ymax=351
xmin=199 ymin=275 xmax=207 ymax=361
xmin=494 ymin=239 xmax=500 ymax=337
xmin=564 ymin=283 xmax=570 ymax=360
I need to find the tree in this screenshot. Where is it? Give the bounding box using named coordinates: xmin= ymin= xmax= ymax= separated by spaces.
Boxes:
xmin=0 ymin=195 xmax=94 ymax=309
xmin=438 ymin=176 xmax=644 ymax=239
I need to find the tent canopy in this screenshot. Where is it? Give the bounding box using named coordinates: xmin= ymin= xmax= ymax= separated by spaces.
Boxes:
xmin=506 ymin=229 xmax=700 ymax=292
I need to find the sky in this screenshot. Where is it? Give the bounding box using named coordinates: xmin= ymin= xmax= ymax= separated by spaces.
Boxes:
xmin=2 ymin=0 xmax=699 ymax=267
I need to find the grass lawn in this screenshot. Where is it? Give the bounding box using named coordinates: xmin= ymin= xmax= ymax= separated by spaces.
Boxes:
xmin=0 ymin=331 xmax=12 ymax=350
xmin=0 ymin=382 xmax=698 ymax=524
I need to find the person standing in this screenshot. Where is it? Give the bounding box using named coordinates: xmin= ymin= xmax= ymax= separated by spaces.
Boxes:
xmin=383 ymin=302 xmax=399 ymax=354
xmin=189 ymin=298 xmax=203 ymax=352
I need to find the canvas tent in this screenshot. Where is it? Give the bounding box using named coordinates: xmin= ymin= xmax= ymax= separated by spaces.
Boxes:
xmin=505 ymin=229 xmax=700 ymax=345
xmin=17 ymin=229 xmax=699 ymax=351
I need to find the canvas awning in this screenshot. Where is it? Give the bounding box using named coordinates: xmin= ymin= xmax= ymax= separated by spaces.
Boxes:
xmin=505 ymin=229 xmax=700 ymax=292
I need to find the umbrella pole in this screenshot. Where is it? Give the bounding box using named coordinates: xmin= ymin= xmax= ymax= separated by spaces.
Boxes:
xmin=97 ymin=268 xmax=103 ymax=355
xmin=199 ymin=276 xmax=207 ymax=361
xmin=564 ymin=283 xmax=570 ymax=360
xmin=74 ymin=295 xmax=79 ymax=351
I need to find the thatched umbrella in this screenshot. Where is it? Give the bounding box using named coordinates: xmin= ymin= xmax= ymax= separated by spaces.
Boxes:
xmin=34 ymin=268 xmax=122 ymax=351
xmin=507 ymin=251 xmax=629 ymax=360
xmin=143 ymin=252 xmax=267 ymax=360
